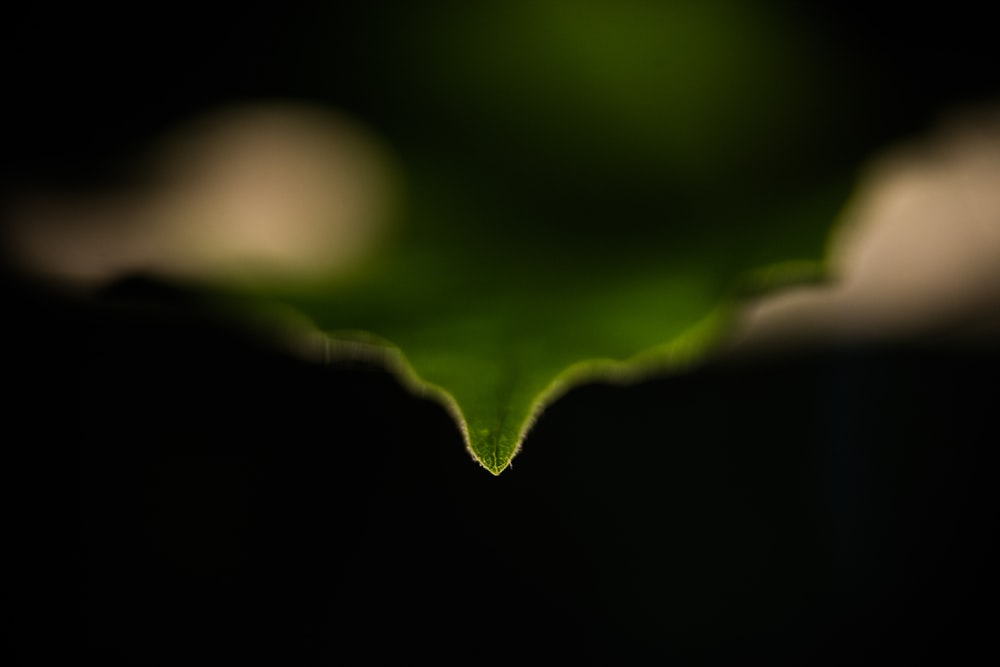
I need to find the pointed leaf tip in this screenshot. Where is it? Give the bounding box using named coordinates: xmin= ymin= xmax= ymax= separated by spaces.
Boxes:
xmin=217 ymin=1 xmax=853 ymax=475
xmin=484 ymin=460 xmax=507 ymax=476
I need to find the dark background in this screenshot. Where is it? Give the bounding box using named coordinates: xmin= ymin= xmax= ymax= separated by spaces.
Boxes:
xmin=8 ymin=275 xmax=998 ymax=664
xmin=4 ymin=2 xmax=999 ymax=664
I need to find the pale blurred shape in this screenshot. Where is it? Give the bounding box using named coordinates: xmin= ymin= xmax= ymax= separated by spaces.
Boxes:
xmin=6 ymin=104 xmax=395 ymax=288
xmin=731 ymin=105 xmax=1000 ymax=353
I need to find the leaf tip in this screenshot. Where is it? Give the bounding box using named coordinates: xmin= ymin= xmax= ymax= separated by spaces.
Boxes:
xmin=472 ymin=447 xmax=513 ymax=476
xmin=484 ymin=461 xmax=508 ymax=476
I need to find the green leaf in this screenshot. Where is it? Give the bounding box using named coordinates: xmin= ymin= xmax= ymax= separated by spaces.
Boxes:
xmin=220 ymin=1 xmax=858 ymax=473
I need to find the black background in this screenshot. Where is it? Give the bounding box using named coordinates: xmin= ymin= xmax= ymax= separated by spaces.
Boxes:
xmin=4 ymin=2 xmax=999 ymax=664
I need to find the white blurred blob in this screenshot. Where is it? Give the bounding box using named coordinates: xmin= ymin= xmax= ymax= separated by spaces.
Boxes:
xmin=6 ymin=104 xmax=396 ymax=288
xmin=730 ymin=104 xmax=1000 ymax=354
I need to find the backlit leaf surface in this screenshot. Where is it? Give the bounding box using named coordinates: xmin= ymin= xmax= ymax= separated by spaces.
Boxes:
xmin=236 ymin=1 xmax=857 ymax=473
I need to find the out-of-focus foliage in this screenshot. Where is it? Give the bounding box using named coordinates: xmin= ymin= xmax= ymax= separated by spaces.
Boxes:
xmin=219 ymin=0 xmax=860 ymax=473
